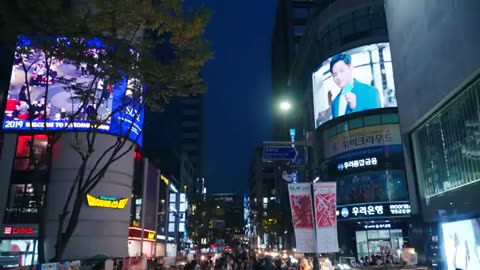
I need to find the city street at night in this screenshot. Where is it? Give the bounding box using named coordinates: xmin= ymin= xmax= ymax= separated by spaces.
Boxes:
xmin=1 ymin=1 xmax=480 ymax=270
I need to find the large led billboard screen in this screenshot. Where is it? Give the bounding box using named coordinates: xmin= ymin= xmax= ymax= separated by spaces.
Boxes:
xmin=2 ymin=37 xmax=144 ymax=146
xmin=312 ymin=43 xmax=396 ymax=128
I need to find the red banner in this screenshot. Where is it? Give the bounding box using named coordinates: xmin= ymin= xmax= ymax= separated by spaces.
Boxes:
xmin=313 ymin=182 xmax=339 ymax=253
xmin=288 ymin=183 xmax=316 ymax=253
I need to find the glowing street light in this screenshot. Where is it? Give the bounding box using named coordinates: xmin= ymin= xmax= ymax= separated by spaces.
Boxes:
xmin=279 ymin=101 xmax=292 ymax=112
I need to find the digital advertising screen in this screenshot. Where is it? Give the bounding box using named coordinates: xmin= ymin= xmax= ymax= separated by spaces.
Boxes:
xmin=2 ymin=36 xmax=144 ymax=146
xmin=312 ymin=43 xmax=397 ymax=128
xmin=334 ymin=170 xmax=410 ymax=220
xmin=337 ymin=170 xmax=408 ymax=206
xmin=442 ymin=219 xmax=480 ymax=270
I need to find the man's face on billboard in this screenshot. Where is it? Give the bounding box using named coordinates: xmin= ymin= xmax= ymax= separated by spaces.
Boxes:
xmin=332 ymin=60 xmax=353 ymax=89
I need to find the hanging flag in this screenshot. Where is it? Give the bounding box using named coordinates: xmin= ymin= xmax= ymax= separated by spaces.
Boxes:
xmin=288 ymin=183 xmax=316 ymax=253
xmin=313 ymin=182 xmax=339 ymax=253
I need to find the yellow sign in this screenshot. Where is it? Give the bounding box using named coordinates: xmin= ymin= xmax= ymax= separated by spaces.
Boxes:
xmin=161 ymin=175 xmax=169 ymax=185
xmin=147 ymin=232 xmax=155 ymax=239
xmin=86 ymin=194 xmax=129 ymax=209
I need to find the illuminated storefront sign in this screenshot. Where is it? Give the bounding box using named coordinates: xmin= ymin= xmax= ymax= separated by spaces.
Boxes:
xmin=323 ymin=124 xmax=402 ymax=159
xmin=86 ymin=194 xmax=129 ymax=209
xmin=363 ymin=223 xmax=392 ymax=230
xmin=128 ymin=227 xmax=156 ymax=242
xmin=161 ymin=175 xmax=169 ymax=185
xmin=337 ymin=157 xmax=378 ymax=171
xmin=4 ymin=227 xmax=34 ymax=235
xmin=336 ymin=202 xmax=411 ymax=220
xmin=1 ymin=225 xmax=38 ymax=237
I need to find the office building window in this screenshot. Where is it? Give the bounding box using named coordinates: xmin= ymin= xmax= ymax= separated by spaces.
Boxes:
xmin=3 ymin=184 xmax=46 ymax=224
xmin=14 ymin=135 xmax=49 ymax=171
xmin=412 ymin=76 xmax=480 ymax=198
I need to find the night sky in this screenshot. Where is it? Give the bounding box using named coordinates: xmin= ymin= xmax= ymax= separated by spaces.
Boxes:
xmin=201 ymin=1 xmax=276 ymax=193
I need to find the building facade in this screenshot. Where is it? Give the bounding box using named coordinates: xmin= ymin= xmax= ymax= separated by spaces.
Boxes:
xmin=385 ymin=0 xmax=480 ymax=268
xmin=272 ymin=0 xmax=314 ymax=142
xmin=0 ymin=36 xmax=149 ymax=266
xmin=144 ymin=95 xmax=205 ymax=182
xmin=0 ymin=133 xmax=136 ymax=265
xmin=248 ymin=147 xmax=274 ymax=249
xmin=278 ymin=0 xmax=419 ymax=262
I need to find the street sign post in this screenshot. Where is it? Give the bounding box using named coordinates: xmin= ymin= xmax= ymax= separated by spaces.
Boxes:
xmin=263 ymin=146 xmax=297 ymax=161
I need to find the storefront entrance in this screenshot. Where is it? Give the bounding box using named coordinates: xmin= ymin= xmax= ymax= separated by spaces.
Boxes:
xmin=0 ymin=225 xmax=39 ymax=267
xmin=356 ymin=227 xmax=404 ymax=260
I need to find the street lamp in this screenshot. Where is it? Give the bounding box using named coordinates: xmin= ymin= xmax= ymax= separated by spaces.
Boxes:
xmin=279 ymin=101 xmax=292 ymax=112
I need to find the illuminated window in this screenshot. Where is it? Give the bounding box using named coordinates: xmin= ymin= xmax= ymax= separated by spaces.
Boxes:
xmin=3 ymin=184 xmax=46 ymax=224
xmin=14 ymin=135 xmax=49 ymax=171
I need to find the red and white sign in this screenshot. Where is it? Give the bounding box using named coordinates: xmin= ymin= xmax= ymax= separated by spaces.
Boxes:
xmin=287 ymin=183 xmax=316 ymax=253
xmin=2 ymin=225 xmax=36 ymax=236
xmin=313 ymin=182 xmax=339 ymax=253
xmin=3 ymin=227 xmax=12 ymax=234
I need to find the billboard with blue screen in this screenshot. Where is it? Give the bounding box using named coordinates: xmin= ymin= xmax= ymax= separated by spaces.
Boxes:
xmin=2 ymin=36 xmax=144 ymax=146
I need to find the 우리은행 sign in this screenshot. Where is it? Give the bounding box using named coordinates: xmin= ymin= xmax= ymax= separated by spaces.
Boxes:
xmin=86 ymin=194 xmax=129 ymax=209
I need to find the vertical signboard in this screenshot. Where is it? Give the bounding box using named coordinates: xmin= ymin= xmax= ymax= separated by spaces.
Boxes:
xmin=288 ymin=183 xmax=316 ymax=253
xmin=178 ymin=193 xmax=186 ymax=233
xmin=313 ymin=182 xmax=339 ymax=253
xmin=168 ymin=193 xmax=177 ymax=233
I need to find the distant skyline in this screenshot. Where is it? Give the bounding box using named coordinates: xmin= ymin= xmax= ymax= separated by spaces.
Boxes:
xmin=202 ymin=1 xmax=276 ymax=193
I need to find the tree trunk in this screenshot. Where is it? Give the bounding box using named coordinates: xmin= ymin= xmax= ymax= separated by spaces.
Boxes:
xmin=37 ymin=201 xmax=47 ymax=263
xmin=51 ymin=191 xmax=84 ymax=262
xmin=33 ymin=181 xmax=48 ymax=264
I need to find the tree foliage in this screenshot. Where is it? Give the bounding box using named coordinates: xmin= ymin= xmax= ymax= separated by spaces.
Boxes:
xmin=0 ymin=0 xmax=211 ymax=263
